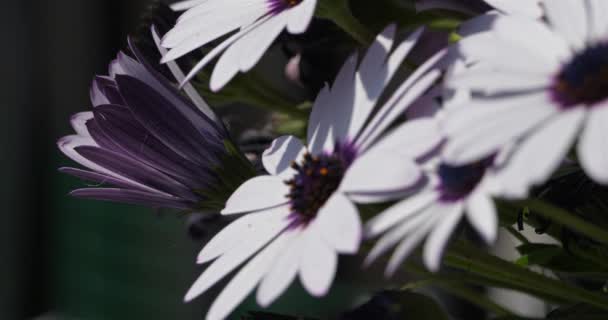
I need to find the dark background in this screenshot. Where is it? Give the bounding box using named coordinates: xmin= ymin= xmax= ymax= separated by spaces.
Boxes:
xmin=4 ymin=1 xmax=206 ymax=319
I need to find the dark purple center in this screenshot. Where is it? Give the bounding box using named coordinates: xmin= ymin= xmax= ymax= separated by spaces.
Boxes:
xmin=437 ymin=158 xmax=493 ymax=202
xmin=551 ymin=42 xmax=608 ymax=108
xmin=268 ymin=0 xmax=302 ymax=14
xmin=285 ymin=142 xmax=356 ymax=223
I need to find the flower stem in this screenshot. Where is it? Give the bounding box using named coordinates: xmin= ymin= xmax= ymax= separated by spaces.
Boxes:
xmin=317 ymin=0 xmax=374 ymax=45
xmin=445 ymin=241 xmax=608 ymax=311
xmin=515 ymin=198 xmax=608 ymax=245
xmin=405 ymin=264 xmax=513 ymax=317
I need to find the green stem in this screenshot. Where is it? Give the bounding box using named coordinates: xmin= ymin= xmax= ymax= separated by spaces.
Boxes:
xmin=406 ymin=265 xmax=513 ymax=317
xmin=317 ymin=0 xmax=374 ymax=45
xmin=516 ymin=199 xmax=608 ymax=245
xmin=446 ymin=242 xmax=608 ymax=311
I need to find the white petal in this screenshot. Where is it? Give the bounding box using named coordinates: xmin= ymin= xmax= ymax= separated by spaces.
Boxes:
xmin=587 ymin=0 xmax=608 ymax=41
xmin=206 ymin=230 xmax=294 ymax=320
xmin=325 ymin=53 xmax=358 ymax=145
xmin=209 ymin=38 xmax=242 ymax=92
xmin=340 ymin=152 xmax=422 ymax=195
xmin=490 ymin=15 xmax=570 ymax=66
xmin=175 ymin=16 xmax=271 ymax=86
xmin=286 ymin=0 xmax=317 ymax=34
xmin=237 ymin=13 xmax=288 ymax=71
xmin=151 ymin=27 xmax=218 ymax=124
xmin=222 ymin=176 xmax=290 ymax=215
xmin=497 ymin=108 xmax=586 ymax=198
xmin=299 ymin=230 xmax=338 ymax=297
xmin=441 ymin=92 xmax=557 ymax=165
xmin=456 ymin=32 xmax=554 ymax=74
xmin=465 ymin=190 xmax=497 ymax=244
xmin=544 ymin=0 xmax=588 ymax=50
xmin=368 ymin=118 xmax=443 ymax=159
xmin=578 ymin=104 xmax=608 ymax=184
xmin=307 ymin=84 xmax=336 ymax=155
xmin=313 ymin=193 xmax=361 ymax=254
xmin=358 ymin=52 xmax=445 ymax=149
xmin=448 ymin=71 xmax=549 ymax=95
xmin=365 ymin=189 xmax=437 ymax=238
xmin=458 ymin=12 xmax=501 ymax=36
xmin=365 ymin=193 xmax=441 ymax=267
xmin=485 ymin=0 xmax=543 ymax=18
xmin=185 ymin=207 xmax=290 ymax=302
xmin=423 ymin=203 xmax=464 ymax=272
xmin=256 ymin=229 xmax=302 ymax=307
xmin=262 ymin=135 xmax=305 ymax=177
xmin=197 ymin=211 xmax=288 ymax=264
xmin=385 ymin=204 xmax=445 ymax=276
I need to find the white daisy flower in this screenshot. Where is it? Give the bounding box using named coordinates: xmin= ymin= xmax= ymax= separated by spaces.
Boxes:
xmin=444 ymin=0 xmax=608 ymax=197
xmin=184 ymin=25 xmax=446 ymax=320
xmin=161 ymin=0 xmax=317 ymax=91
xmin=363 ymin=69 xmax=500 ymax=275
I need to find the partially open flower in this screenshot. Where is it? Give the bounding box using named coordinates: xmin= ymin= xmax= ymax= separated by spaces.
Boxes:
xmin=161 ymin=0 xmax=317 ymax=91
xmin=58 ymin=28 xmax=256 ymax=212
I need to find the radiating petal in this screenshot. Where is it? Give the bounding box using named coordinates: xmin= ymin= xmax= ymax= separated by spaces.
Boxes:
xmin=256 ymin=229 xmax=302 ymax=307
xmin=70 ymin=188 xmax=189 ymax=209
xmin=423 ymin=203 xmax=464 ymax=271
xmin=222 ymin=176 xmax=290 ymax=214
xmin=368 ymin=118 xmax=442 ymax=160
xmin=184 ymin=206 xmax=290 ymax=302
xmin=197 ymin=211 xmax=289 ymax=264
xmin=262 ymin=135 xmax=305 ymax=177
xmin=465 ymin=190 xmax=498 ymax=244
xmin=313 ymin=193 xmax=361 ymax=254
xmin=341 ymin=150 xmax=422 ymax=195
xmin=286 ymin=0 xmax=316 ymax=34
xmin=299 ymin=230 xmax=338 ymax=297
xmin=544 ymin=0 xmax=588 ymax=50
xmin=385 ymin=205 xmax=445 ymax=276
xmin=365 ymin=189 xmax=437 ymax=238
xmin=441 ymin=93 xmax=557 ymax=165
xmin=206 ymin=230 xmax=294 ymax=320
xmin=497 ymin=108 xmax=586 ymax=198
xmin=587 ymin=0 xmax=608 ymax=42
xmin=578 ymin=105 xmax=608 ymax=184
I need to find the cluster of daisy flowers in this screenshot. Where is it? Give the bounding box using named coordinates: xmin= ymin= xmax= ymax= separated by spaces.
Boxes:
xmin=58 ymin=0 xmax=608 ymax=319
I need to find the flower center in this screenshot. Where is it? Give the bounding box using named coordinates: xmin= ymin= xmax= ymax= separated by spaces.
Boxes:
xmin=268 ymin=0 xmax=303 ymax=14
xmin=285 ymin=143 xmax=356 ymax=223
xmin=551 ymin=42 xmax=608 ymax=108
xmin=437 ymin=158 xmax=492 ymax=202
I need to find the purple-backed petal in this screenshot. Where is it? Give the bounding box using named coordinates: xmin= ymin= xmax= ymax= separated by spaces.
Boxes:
xmin=90 ymin=78 xmax=110 ymax=107
xmin=92 ymin=106 xmax=216 ymax=190
xmin=70 ymin=188 xmax=192 ymax=209
xmin=86 ymin=115 xmax=124 ymax=153
xmin=114 ymin=75 xmax=223 ymax=166
xmin=74 ymin=145 xmax=198 ymax=202
xmin=127 ymin=41 xmax=226 ymax=137
xmin=59 ymin=167 xmax=147 ymax=191
xmin=93 ymin=76 xmax=125 ymax=106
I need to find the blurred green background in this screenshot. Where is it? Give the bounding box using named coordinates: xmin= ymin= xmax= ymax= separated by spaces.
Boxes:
xmin=4 ymin=1 xmax=207 ymax=319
